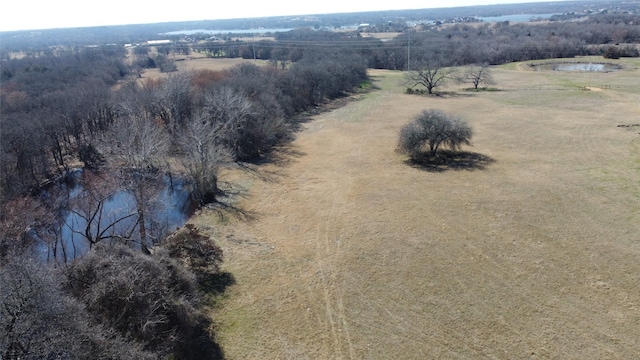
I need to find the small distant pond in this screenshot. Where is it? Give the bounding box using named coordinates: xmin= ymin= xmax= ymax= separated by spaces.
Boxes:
xmin=531 ymin=62 xmax=622 ymax=72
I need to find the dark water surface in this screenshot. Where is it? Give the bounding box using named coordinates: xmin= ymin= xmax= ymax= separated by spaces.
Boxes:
xmin=38 ymin=170 xmax=194 ymax=261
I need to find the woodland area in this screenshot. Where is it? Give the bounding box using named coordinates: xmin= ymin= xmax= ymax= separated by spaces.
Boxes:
xmin=0 ymin=44 xmax=367 ymax=358
xmin=1 ymin=3 xmax=640 ymax=358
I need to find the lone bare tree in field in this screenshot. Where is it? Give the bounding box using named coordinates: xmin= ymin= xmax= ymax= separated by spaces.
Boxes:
xmin=406 ymin=59 xmax=455 ymax=94
xmin=398 ymin=109 xmax=472 ymax=159
xmin=463 ymin=63 xmax=495 ymax=90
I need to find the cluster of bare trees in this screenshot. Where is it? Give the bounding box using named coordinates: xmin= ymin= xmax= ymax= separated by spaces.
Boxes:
xmin=1 ymin=49 xmax=123 ymax=196
xmin=368 ymin=13 xmax=640 ymax=71
xmin=405 ymin=61 xmax=495 ymax=94
xmin=1 ymin=48 xmax=367 ymax=268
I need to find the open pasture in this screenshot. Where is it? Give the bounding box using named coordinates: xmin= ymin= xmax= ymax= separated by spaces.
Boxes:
xmin=139 ymin=57 xmax=268 ymax=80
xmin=195 ymin=57 xmax=640 ymax=359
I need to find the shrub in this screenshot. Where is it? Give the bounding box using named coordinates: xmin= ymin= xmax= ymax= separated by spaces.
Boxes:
xmin=1 ymin=255 xmax=153 ymax=359
xmin=65 ymin=243 xmax=219 ymax=358
xmin=398 ymin=109 xmax=472 ymax=159
xmin=162 ymin=224 xmax=224 ymax=283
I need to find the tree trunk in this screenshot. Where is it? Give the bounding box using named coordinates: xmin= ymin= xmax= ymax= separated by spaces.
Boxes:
xmin=135 ymin=181 xmax=150 ymax=254
xmin=138 ymin=206 xmax=150 ymax=255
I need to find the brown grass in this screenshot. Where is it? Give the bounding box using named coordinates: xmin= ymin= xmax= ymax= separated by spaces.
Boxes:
xmin=191 ymin=57 xmax=640 ymax=359
xmin=139 ymin=58 xmax=268 ymax=81
xmin=359 ymin=32 xmax=402 ymax=41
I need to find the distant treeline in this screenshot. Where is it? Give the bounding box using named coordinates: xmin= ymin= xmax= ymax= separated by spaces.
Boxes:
xmin=185 ymin=13 xmax=640 ymax=69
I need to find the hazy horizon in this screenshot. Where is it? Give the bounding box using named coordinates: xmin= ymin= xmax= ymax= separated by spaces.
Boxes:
xmin=2 ymin=0 xmax=566 ymax=32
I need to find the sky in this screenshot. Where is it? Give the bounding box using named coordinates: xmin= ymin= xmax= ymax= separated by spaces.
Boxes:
xmin=1 ymin=0 xmax=561 ymax=32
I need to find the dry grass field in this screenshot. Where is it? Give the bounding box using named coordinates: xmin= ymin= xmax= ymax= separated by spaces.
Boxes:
xmin=139 ymin=57 xmax=268 ymax=80
xmin=191 ymin=56 xmax=640 ymax=359
xmin=359 ymin=32 xmax=402 ymax=41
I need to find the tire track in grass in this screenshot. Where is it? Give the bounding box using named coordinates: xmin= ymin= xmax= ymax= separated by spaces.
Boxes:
xmin=304 ymin=76 xmax=395 ymax=359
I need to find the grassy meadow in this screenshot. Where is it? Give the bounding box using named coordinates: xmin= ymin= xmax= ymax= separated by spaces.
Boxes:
xmin=191 ymin=56 xmax=640 ymax=359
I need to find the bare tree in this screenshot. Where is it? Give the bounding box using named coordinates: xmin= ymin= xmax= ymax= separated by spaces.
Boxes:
xmin=270 ymin=47 xmax=290 ymax=69
xmin=462 ymin=63 xmax=495 ymax=90
xmin=108 ymin=113 xmax=170 ymax=170
xmin=0 ymin=196 xmax=57 ymax=261
xmin=201 ymin=86 xmax=254 ymax=160
xmin=406 ymin=59 xmax=455 ymax=94
xmin=178 ymin=111 xmax=229 ymax=205
xmin=65 ymin=171 xmax=138 ymax=253
xmin=398 ymin=109 xmax=473 ymax=159
xmin=105 ymin=111 xmax=170 ymax=253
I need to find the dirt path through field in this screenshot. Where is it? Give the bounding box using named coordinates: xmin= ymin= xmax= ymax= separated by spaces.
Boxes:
xmin=198 ymin=63 xmax=640 ymax=359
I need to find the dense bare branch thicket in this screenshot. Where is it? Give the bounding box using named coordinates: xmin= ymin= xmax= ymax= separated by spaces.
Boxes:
xmin=200 ymin=86 xmax=254 ymax=159
xmin=2 ymin=206 xmax=225 ymax=358
xmin=0 ymin=45 xmax=368 ymax=200
xmin=0 ymin=196 xmax=58 ymax=262
xmin=65 ymin=243 xmax=222 ymax=359
xmin=1 ymin=48 xmax=124 ymax=198
xmin=162 ymin=224 xmax=224 ymax=283
xmin=1 ymin=256 xmax=154 ymax=360
xmin=398 ymin=109 xmax=473 ymax=159
xmin=178 ymin=111 xmax=229 ymax=204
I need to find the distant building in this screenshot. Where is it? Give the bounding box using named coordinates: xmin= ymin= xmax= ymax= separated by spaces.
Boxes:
xmin=147 ymin=40 xmax=172 ymax=45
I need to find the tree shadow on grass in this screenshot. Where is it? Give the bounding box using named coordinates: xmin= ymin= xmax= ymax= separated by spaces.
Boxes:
xmin=199 ymin=271 xmax=236 ymax=295
xmin=238 ymin=145 xmax=306 ymax=183
xmin=185 ymin=272 xmax=235 ymax=360
xmin=207 ymin=200 xmax=256 ymax=223
xmin=405 ymin=150 xmax=495 ymax=172
xmin=406 ymin=90 xmax=475 ymax=98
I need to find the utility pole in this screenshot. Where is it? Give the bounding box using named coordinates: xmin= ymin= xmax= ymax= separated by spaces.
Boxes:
xmin=407 ymin=29 xmax=411 ymax=72
xmin=252 ymin=36 xmax=256 ymax=62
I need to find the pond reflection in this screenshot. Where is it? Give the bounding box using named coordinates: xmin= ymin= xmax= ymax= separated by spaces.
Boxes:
xmin=39 ymin=170 xmax=194 ymax=261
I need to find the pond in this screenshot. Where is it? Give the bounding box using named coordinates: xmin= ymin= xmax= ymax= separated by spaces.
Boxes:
xmin=37 ymin=170 xmax=195 ymax=261
xmin=531 ymin=62 xmax=622 ymax=72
